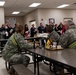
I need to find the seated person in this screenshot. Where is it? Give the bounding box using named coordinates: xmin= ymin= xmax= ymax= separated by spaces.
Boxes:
xmin=46 ymin=25 xmax=60 ymax=46
xmin=59 ymin=20 xmax=76 ymax=48
xmin=2 ymin=25 xmax=33 ymax=68
xmin=45 ymin=26 xmax=65 ymax=74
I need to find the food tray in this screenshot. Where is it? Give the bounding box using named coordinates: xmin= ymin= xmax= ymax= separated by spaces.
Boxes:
xmin=45 ymin=48 xmax=63 ymax=51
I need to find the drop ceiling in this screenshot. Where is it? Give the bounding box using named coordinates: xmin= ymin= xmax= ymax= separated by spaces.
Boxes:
xmin=2 ymin=0 xmax=76 ymax=16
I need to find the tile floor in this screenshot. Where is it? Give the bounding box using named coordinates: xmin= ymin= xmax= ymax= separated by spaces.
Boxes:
xmin=0 ymin=57 xmax=54 ymax=75
xmin=0 ymin=58 xmax=8 ymax=75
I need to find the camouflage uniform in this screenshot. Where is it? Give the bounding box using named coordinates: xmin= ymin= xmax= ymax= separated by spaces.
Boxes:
xmin=47 ymin=31 xmax=64 ymax=74
xmin=48 ymin=30 xmax=60 ymax=43
xmin=2 ymin=32 xmax=33 ymax=67
xmin=59 ymin=25 xmax=76 ymax=48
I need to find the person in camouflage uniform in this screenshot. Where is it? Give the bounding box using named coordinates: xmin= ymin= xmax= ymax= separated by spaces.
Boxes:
xmin=47 ymin=25 xmax=60 ymax=44
xmin=47 ymin=25 xmax=66 ymax=75
xmin=2 ymin=25 xmax=33 ymax=67
xmin=59 ymin=20 xmax=76 ymax=48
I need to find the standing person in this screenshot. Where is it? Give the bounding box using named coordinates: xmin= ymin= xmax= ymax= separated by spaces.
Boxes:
xmin=57 ymin=22 xmax=63 ymax=35
xmin=0 ymin=24 xmax=6 ymax=39
xmin=30 ymin=24 xmax=37 ymax=37
xmin=5 ymin=22 xmax=10 ymax=39
xmin=38 ymin=23 xmax=45 ymax=46
xmin=44 ymin=24 xmax=48 ymax=33
xmin=54 ymin=24 xmax=58 ymax=32
xmin=59 ymin=20 xmax=76 ymax=48
xmin=38 ymin=23 xmax=45 ymax=33
xmin=62 ymin=25 xmax=66 ymax=34
xmin=2 ymin=25 xmax=33 ymax=69
xmin=24 ymin=24 xmax=29 ymax=37
xmin=0 ymin=24 xmax=6 ymax=32
xmin=12 ymin=23 xmax=20 ymax=34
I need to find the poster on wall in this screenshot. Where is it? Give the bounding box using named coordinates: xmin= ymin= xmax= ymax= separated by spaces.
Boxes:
xmin=49 ymin=18 xmax=55 ymax=24
xmin=6 ymin=18 xmax=16 ymax=28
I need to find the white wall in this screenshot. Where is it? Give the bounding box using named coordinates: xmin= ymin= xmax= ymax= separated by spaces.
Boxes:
xmin=0 ymin=8 xmax=5 ymax=27
xmin=38 ymin=8 xmax=76 ymax=25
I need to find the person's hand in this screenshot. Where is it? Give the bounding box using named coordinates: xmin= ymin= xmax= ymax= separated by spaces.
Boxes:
xmin=35 ymin=44 xmax=39 ymax=48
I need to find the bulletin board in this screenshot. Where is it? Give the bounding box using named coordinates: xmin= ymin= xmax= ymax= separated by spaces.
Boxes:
xmin=6 ymin=18 xmax=16 ymax=28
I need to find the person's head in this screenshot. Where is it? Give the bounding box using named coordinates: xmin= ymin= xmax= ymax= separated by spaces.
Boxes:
xmin=47 ymin=25 xmax=53 ymax=34
xmin=46 ymin=24 xmax=48 ymax=27
xmin=64 ymin=20 xmax=75 ymax=30
xmin=1 ymin=24 xmax=5 ymax=28
xmin=15 ymin=23 xmax=20 ymax=27
xmin=40 ymin=23 xmax=43 ymax=26
xmin=55 ymin=24 xmax=58 ymax=27
xmin=15 ymin=23 xmax=20 ymax=30
xmin=25 ymin=24 xmax=28 ymax=27
xmin=59 ymin=22 xmax=63 ymax=25
xmin=5 ymin=22 xmax=9 ymax=26
xmin=32 ymin=24 xmax=34 ymax=28
xmin=15 ymin=25 xmax=24 ymax=35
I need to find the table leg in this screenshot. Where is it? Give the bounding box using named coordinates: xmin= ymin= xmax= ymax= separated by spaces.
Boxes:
xmin=73 ymin=70 xmax=76 ymax=75
xmin=37 ymin=55 xmax=39 ymax=75
xmin=34 ymin=54 xmax=36 ymax=74
xmin=33 ymin=39 xmax=36 ymax=49
xmin=39 ymin=39 xmax=42 ymax=49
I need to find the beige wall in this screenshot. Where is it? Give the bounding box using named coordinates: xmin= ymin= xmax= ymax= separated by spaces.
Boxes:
xmin=24 ymin=8 xmax=76 ymax=27
xmin=5 ymin=16 xmax=24 ymax=26
xmin=38 ymin=8 xmax=76 ymax=25
xmin=0 ymin=8 xmax=5 ymax=27
xmin=24 ymin=9 xmax=39 ymax=28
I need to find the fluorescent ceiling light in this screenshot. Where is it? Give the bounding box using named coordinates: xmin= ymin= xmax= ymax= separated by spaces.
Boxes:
xmin=0 ymin=1 xmax=5 ymax=6
xmin=12 ymin=11 xmax=20 ymax=14
xmin=57 ymin=4 xmax=70 ymax=8
xmin=29 ymin=3 xmax=41 ymax=7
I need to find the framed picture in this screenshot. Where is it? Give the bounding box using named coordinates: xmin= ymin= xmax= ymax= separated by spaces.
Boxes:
xmin=49 ymin=18 xmax=55 ymax=23
xmin=64 ymin=18 xmax=73 ymax=22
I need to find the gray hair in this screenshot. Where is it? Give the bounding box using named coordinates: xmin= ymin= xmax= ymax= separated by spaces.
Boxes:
xmin=67 ymin=20 xmax=75 ymax=26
